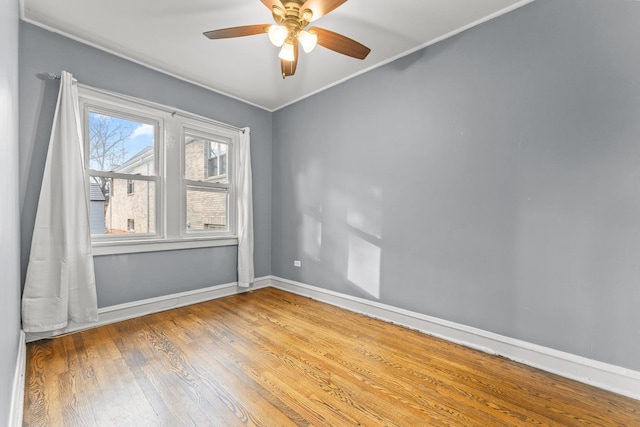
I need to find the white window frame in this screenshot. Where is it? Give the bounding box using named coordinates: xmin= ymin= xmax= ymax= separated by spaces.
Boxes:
xmin=78 ymin=85 xmax=240 ymax=255
xmin=127 ymin=179 xmax=135 ymax=195
xmin=180 ymin=122 xmax=237 ymax=238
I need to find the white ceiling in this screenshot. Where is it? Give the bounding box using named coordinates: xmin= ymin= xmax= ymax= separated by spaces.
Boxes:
xmin=20 ymin=0 xmax=532 ymax=111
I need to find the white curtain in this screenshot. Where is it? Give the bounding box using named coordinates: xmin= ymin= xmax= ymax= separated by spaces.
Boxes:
xmin=237 ymin=127 xmax=254 ymax=287
xmin=22 ymin=71 xmax=98 ymax=333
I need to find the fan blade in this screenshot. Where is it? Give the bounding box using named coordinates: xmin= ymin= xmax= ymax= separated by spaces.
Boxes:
xmin=203 ymin=24 xmax=269 ymax=39
xmin=260 ymin=0 xmax=285 ymax=14
xmin=310 ymin=27 xmax=370 ymax=60
xmin=300 ymin=0 xmax=347 ymax=21
xmin=281 ymin=42 xmax=299 ymax=78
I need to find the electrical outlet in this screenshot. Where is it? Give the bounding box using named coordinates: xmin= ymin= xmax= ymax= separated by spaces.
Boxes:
xmin=294 ymin=260 xmax=301 ymax=267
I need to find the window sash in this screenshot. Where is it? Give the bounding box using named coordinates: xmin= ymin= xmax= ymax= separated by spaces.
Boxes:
xmin=89 ymin=175 xmax=160 ymax=240
xmin=181 ymin=124 xmax=236 ymax=237
xmin=83 ymin=105 xmax=160 ymax=176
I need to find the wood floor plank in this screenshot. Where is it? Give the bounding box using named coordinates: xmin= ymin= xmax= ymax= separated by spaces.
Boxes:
xmin=189 ymin=297 xmax=353 ymax=426
xmin=234 ymin=292 xmax=553 ymax=424
xmin=238 ymin=293 xmax=558 ymax=426
xmin=164 ymin=324 xmax=306 ymax=427
xmin=118 ymin=317 xmax=250 ymax=426
xmin=247 ymin=289 xmax=627 ymax=425
xmin=23 ymin=341 xmax=52 ymax=427
xmin=24 ymin=287 xmax=640 ymax=426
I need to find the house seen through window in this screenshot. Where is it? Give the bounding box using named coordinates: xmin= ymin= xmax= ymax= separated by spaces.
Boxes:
xmin=80 ymin=85 xmax=239 ymax=251
xmin=185 ymin=135 xmax=230 ymax=231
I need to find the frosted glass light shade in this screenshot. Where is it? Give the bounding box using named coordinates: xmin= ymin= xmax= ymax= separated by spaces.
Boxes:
xmin=268 ymin=25 xmax=288 ymax=46
xmin=298 ymin=29 xmax=318 ymax=53
xmin=278 ymin=42 xmax=295 ymax=61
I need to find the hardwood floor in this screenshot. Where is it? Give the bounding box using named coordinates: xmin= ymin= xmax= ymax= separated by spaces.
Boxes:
xmin=24 ymin=287 xmax=639 ymax=426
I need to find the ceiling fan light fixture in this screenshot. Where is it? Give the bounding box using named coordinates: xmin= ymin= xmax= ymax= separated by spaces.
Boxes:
xmin=298 ymin=29 xmax=318 ymax=53
xmin=278 ymin=41 xmax=296 ymax=61
xmin=268 ymin=25 xmax=288 ymax=47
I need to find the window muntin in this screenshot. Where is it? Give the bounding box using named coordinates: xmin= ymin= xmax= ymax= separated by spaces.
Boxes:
xmin=79 ymin=85 xmax=240 ymax=252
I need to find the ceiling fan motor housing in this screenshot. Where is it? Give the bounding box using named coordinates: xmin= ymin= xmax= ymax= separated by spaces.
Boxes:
xmin=273 ymin=1 xmax=313 ymax=36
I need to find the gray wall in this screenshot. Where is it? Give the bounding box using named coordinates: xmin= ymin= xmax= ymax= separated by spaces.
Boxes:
xmin=20 ymin=23 xmax=272 ymax=307
xmin=272 ymin=0 xmax=640 ymax=371
xmin=0 ymin=0 xmax=22 ymax=420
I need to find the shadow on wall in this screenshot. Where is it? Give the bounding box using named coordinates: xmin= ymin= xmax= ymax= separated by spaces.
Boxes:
xmin=295 ymin=157 xmax=383 ymax=299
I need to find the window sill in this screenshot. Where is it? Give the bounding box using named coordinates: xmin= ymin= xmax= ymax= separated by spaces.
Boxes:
xmin=92 ymin=237 xmax=238 ymax=256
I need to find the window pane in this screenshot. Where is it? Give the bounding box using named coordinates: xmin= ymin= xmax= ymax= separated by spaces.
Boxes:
xmin=88 ymin=111 xmax=155 ymax=175
xmin=186 ymin=186 xmax=228 ymax=231
xmin=91 ymin=177 xmax=156 ymax=235
xmin=184 ymin=135 xmax=229 ymax=184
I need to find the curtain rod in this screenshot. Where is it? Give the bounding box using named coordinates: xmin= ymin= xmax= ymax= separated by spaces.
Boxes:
xmin=40 ymin=71 xmax=248 ymax=134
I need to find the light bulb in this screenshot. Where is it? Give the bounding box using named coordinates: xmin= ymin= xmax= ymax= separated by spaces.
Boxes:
xmin=298 ymin=29 xmax=318 ymax=53
xmin=278 ymin=42 xmax=295 ymax=61
xmin=268 ymin=25 xmax=288 ymax=47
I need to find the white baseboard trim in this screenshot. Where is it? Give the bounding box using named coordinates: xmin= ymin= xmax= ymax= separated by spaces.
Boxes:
xmin=20 ymin=274 xmax=640 ymax=401
xmin=268 ymin=275 xmax=640 ymax=401
xmin=25 ymin=276 xmax=272 ymax=343
xmin=9 ymin=330 xmax=26 ymax=427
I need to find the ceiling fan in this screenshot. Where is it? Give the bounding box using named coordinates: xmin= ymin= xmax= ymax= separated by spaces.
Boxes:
xmin=203 ymin=0 xmax=371 ymax=78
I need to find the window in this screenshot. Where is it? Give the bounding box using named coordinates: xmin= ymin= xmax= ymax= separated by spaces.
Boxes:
xmin=206 ymin=141 xmax=227 ymax=179
xmin=184 ymin=130 xmax=233 ymax=233
xmin=79 ymin=86 xmax=240 ymax=254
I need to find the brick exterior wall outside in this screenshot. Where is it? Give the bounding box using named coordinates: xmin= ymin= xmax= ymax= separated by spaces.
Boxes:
xmin=186 ymin=187 xmax=227 ymax=230
xmin=185 ymin=139 xmax=227 ymax=231
xmin=185 ymin=139 xmax=206 ymax=182
xmin=104 ymin=160 xmax=156 ymax=234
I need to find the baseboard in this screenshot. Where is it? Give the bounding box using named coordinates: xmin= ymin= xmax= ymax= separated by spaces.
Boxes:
xmin=20 ymin=274 xmax=640 ymax=401
xmin=25 ymin=276 xmax=271 ymax=343
xmin=9 ymin=330 xmax=26 ymax=427
xmin=268 ymin=275 xmax=640 ymax=401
